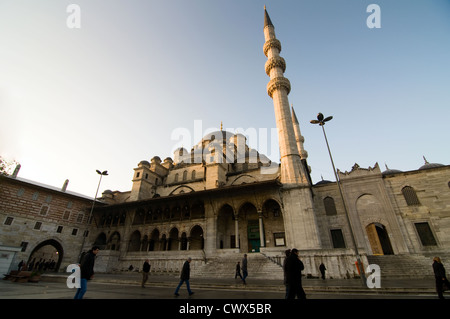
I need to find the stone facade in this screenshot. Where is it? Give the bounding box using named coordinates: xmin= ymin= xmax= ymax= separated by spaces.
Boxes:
xmin=0 ymin=175 xmax=96 ymax=272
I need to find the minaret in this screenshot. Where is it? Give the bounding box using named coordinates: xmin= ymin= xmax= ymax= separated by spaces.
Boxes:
xmin=291 ymin=105 xmax=308 ymax=161
xmin=263 ymin=7 xmax=321 ymax=249
xmin=263 ymin=7 xmax=308 ymax=185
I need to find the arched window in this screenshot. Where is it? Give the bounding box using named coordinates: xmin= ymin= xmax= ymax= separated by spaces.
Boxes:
xmin=191 ymin=170 xmax=196 ymax=180
xmin=94 ymin=233 xmax=107 ymax=249
xmin=190 ymin=225 xmax=204 ymax=250
xmin=402 ymin=186 xmax=420 ymax=206
xmin=128 ymin=231 xmax=141 ymax=252
xmin=149 ymin=229 xmax=160 ymax=251
xmin=324 ymin=197 xmax=337 ymax=216
xmin=108 ymin=232 xmax=121 ymax=251
xmin=183 ymin=170 xmax=187 ymax=181
xmin=174 ymin=173 xmax=179 ymax=183
xmin=180 ymin=232 xmax=188 ymax=250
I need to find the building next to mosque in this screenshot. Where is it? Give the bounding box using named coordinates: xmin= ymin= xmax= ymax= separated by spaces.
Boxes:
xmin=1 ymin=8 xmax=449 ymax=279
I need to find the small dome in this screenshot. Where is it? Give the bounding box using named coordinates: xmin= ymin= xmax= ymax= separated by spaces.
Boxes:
xmin=382 ymin=164 xmax=402 ymax=175
xmin=315 ymin=176 xmax=333 ymax=186
xmin=419 ymin=156 xmax=444 ymax=170
xmin=151 ymin=156 xmax=162 ymax=164
xmin=419 ymin=162 xmax=444 ymax=170
xmin=138 ymin=160 xmax=150 ymax=167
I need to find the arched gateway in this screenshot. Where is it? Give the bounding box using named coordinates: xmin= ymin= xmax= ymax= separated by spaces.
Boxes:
xmin=27 ymin=239 xmax=64 ymax=272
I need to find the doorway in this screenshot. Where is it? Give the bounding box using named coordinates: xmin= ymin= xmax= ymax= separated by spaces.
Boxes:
xmin=247 ymin=220 xmax=260 ymax=252
xmin=366 ymin=223 xmax=394 ymax=255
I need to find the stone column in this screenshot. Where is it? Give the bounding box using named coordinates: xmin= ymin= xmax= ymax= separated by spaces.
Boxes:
xmin=234 ymin=213 xmax=240 ymax=249
xmin=258 ymin=211 xmax=265 ymax=248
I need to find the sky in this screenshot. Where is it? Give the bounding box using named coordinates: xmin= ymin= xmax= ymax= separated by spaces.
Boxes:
xmin=1 ymin=0 xmax=449 ymax=198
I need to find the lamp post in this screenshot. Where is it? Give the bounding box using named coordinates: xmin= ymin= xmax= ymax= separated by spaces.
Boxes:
xmin=310 ymin=113 xmax=366 ymax=285
xmin=78 ymin=170 xmax=108 ymax=262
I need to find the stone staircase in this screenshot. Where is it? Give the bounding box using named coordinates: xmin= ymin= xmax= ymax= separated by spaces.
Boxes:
xmin=366 ymin=254 xmax=437 ymax=279
xmin=191 ymin=252 xmax=284 ymax=280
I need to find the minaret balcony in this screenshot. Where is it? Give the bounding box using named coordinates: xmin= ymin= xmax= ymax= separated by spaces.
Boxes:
xmin=267 ymin=77 xmax=291 ymax=98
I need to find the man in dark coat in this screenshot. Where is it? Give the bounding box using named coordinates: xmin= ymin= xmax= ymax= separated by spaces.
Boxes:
xmin=74 ymin=246 xmax=99 ymax=299
xmin=285 ymin=248 xmax=306 ymax=299
xmin=319 ymin=263 xmax=326 ymax=280
xmin=241 ymin=254 xmax=248 ymax=285
xmin=174 ymin=257 xmax=194 ymax=296
xmin=235 ymin=261 xmax=243 ymax=279
xmin=433 ymin=256 xmax=450 ymax=299
xmin=142 ymin=259 xmax=151 ymax=288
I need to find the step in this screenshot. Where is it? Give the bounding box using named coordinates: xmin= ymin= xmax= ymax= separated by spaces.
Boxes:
xmin=192 ymin=252 xmax=283 ymax=280
xmin=366 ymin=254 xmax=436 ymax=278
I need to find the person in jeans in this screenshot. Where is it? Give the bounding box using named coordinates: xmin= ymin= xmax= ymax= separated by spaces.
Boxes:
xmin=174 ymin=257 xmax=194 ymax=296
xmin=74 ymin=246 xmax=100 ymax=299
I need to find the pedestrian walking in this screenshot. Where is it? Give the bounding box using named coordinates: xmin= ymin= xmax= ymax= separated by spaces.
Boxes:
xmin=74 ymin=246 xmax=100 ymax=299
xmin=283 ymin=249 xmax=291 ymax=298
xmin=18 ymin=260 xmax=24 ymax=271
xmin=174 ymin=257 xmax=194 ymax=296
xmin=319 ymin=263 xmax=326 ymax=280
xmin=235 ymin=261 xmax=243 ymax=279
xmin=432 ymin=256 xmax=450 ymax=299
xmin=142 ymin=259 xmax=151 ymax=288
xmin=285 ymin=248 xmax=306 ymax=299
xmin=241 ymin=254 xmax=248 ymax=285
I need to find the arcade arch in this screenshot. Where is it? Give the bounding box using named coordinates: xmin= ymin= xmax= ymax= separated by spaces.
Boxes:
xmin=216 ymin=199 xmax=285 ymax=252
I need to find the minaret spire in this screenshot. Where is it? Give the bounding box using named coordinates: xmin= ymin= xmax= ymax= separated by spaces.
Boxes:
xmin=263 ymin=7 xmax=307 ymax=185
xmin=291 ymin=104 xmax=308 ymax=161
xmin=264 ymin=5 xmax=273 ymax=28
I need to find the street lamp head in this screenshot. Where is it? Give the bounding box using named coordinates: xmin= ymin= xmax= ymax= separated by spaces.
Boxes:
xmin=310 ymin=113 xmax=333 ymax=126
xmin=317 ymin=113 xmax=324 ymax=121
xmin=323 ymin=116 xmax=333 ymax=123
xmin=96 ymin=170 xmax=108 ymax=176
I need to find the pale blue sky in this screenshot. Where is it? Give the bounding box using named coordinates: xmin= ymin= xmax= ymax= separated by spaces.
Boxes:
xmin=1 ymin=1 xmax=449 ymax=197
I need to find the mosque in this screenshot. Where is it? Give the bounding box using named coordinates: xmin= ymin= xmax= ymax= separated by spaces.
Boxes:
xmin=1 ymin=8 xmax=449 ymax=279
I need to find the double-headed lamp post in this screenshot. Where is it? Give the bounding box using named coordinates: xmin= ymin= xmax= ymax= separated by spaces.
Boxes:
xmin=78 ymin=170 xmax=108 ymax=262
xmin=310 ymin=113 xmax=366 ymax=285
